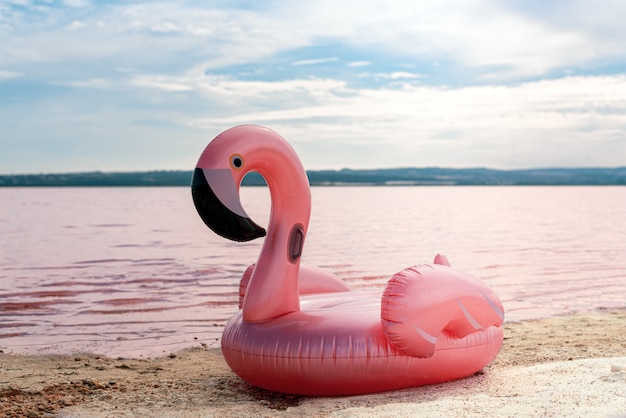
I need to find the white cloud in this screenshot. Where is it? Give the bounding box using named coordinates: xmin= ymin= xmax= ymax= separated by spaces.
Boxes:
xmin=2 ymin=70 xmax=625 ymax=172
xmin=2 ymin=1 xmax=626 ymax=172
xmin=50 ymin=78 xmax=113 ymax=89
xmin=182 ymin=73 xmax=626 ymax=168
xmin=131 ymin=74 xmax=193 ymax=92
xmin=262 ymin=0 xmax=626 ymax=79
xmin=150 ymin=21 xmax=180 ymax=33
xmin=66 ymin=20 xmax=86 ymax=30
xmin=0 ymin=70 xmax=22 ymax=80
xmin=348 ymin=61 xmax=371 ymax=67
xmin=63 ymin=0 xmax=89 ymax=7
xmin=3 ymin=48 xmax=45 ymax=62
xmin=360 ymin=72 xmax=423 ymax=80
xmin=292 ymin=58 xmax=339 ymax=66
xmin=3 ymin=1 xmax=626 ymax=81
xmin=104 ymin=68 xmax=626 ymax=147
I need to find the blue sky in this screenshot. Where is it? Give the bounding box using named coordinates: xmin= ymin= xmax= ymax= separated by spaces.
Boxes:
xmin=1 ymin=0 xmax=626 ymax=174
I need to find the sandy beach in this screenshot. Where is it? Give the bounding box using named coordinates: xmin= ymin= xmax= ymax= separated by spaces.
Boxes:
xmin=1 ymin=309 xmax=625 ymax=417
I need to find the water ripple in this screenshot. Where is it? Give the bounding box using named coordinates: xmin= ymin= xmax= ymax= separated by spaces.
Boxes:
xmin=1 ymin=186 xmax=625 ymax=357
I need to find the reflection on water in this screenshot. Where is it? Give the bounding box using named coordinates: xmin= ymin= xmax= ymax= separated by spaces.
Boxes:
xmin=1 ymin=186 xmax=625 ymax=357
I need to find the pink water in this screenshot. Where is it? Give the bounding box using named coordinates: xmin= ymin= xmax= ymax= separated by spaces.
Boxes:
xmin=1 ymin=186 xmax=624 ymax=358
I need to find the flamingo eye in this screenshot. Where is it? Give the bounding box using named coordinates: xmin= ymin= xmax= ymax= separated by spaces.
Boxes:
xmin=230 ymin=154 xmax=244 ymax=170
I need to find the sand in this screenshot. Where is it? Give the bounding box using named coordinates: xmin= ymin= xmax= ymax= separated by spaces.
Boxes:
xmin=1 ymin=309 xmax=625 ymax=417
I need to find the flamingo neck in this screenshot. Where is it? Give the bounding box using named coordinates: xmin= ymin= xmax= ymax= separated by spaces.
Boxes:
xmin=241 ymin=154 xmax=311 ymax=322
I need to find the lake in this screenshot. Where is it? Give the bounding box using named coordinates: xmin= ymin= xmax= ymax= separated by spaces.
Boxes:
xmin=1 ymin=186 xmax=624 ymax=358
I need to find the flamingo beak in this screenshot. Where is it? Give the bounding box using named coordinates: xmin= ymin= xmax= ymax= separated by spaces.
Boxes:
xmin=191 ymin=167 xmax=266 ymax=242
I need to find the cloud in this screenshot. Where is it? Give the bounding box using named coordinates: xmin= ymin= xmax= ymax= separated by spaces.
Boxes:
xmin=292 ymin=58 xmax=339 ymax=66
xmin=2 ymin=1 xmax=626 ymax=173
xmin=63 ymin=0 xmax=90 ymax=7
xmin=65 ymin=20 xmax=86 ymax=30
xmin=50 ymin=78 xmax=114 ymax=89
xmin=180 ymin=73 xmax=626 ymax=168
xmin=359 ymin=72 xmax=423 ymax=80
xmin=2 ymin=69 xmax=626 ymax=172
xmin=3 ymin=1 xmax=626 ymax=82
xmin=0 ymin=70 xmax=22 ymax=80
xmin=348 ymin=61 xmax=371 ymax=67
xmin=294 ymin=0 xmax=626 ymax=79
xmin=131 ymin=74 xmax=194 ymax=92
xmin=150 ymin=21 xmax=180 ymax=33
xmin=190 ymin=74 xmax=621 ymax=128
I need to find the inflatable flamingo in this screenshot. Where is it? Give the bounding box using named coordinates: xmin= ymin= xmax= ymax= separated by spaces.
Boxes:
xmin=191 ymin=125 xmax=504 ymax=396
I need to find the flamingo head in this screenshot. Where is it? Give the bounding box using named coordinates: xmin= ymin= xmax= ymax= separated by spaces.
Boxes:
xmin=191 ymin=125 xmax=268 ymax=242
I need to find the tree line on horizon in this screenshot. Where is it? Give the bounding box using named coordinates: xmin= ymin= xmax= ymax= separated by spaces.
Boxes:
xmin=0 ymin=167 xmax=625 ymax=187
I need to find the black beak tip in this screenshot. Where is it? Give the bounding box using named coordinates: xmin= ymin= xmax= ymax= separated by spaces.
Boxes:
xmin=191 ymin=168 xmax=266 ymax=242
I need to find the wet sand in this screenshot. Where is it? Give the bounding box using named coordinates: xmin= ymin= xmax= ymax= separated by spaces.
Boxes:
xmin=1 ymin=309 xmax=625 ymax=417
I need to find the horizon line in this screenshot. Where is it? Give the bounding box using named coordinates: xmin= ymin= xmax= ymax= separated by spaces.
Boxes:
xmin=2 ymin=165 xmax=626 ymax=177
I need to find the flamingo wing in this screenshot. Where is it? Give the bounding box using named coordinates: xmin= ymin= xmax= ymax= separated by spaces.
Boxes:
xmin=381 ymin=260 xmax=504 ymax=358
xmin=239 ymin=263 xmax=350 ymax=308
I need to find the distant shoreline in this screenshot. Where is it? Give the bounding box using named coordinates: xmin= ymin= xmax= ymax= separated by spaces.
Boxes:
xmin=1 ymin=167 xmax=625 ymax=187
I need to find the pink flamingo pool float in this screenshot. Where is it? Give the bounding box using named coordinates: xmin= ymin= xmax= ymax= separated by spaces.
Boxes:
xmin=191 ymin=125 xmax=504 ymax=395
